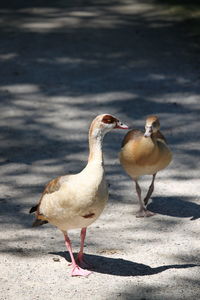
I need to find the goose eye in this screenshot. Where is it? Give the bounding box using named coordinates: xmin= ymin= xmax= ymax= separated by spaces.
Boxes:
xmin=102 ymin=115 xmax=116 ymax=124
xmin=105 ymin=119 xmax=113 ymax=124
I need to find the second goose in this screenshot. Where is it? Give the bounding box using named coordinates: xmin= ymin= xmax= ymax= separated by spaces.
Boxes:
xmin=120 ymin=116 xmax=172 ymax=217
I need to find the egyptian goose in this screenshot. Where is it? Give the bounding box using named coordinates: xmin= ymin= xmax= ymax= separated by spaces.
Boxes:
xmin=30 ymin=114 xmax=128 ymax=277
xmin=120 ymin=116 xmax=172 ymax=217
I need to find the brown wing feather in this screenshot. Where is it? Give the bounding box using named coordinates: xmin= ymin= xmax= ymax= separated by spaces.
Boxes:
xmin=155 ymin=130 xmax=167 ymax=144
xmin=37 ymin=176 xmax=62 ymax=211
xmin=30 ymin=176 xmax=62 ymax=226
xmin=43 ymin=176 xmax=62 ymax=195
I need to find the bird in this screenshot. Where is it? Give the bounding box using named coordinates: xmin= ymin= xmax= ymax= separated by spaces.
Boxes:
xmin=30 ymin=114 xmax=128 ymax=277
xmin=119 ymin=115 xmax=172 ymax=217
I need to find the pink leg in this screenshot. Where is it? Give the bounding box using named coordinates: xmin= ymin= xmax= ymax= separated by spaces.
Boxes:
xmin=144 ymin=173 xmax=156 ymax=206
xmin=77 ymin=228 xmax=92 ymax=269
xmin=63 ymin=231 xmax=91 ymax=277
xmin=134 ymin=180 xmax=155 ymax=217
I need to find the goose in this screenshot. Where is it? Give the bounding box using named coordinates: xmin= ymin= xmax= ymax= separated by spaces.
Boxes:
xmin=119 ymin=115 xmax=172 ymax=217
xmin=30 ymin=114 xmax=128 ymax=277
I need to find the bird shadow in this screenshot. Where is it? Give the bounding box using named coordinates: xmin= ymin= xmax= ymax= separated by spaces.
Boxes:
xmin=148 ymin=196 xmax=200 ymax=220
xmin=50 ymin=251 xmax=198 ymax=276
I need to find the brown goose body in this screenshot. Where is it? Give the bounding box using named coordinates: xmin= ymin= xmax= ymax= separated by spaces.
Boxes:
xmin=120 ymin=116 xmax=172 ymax=217
xmin=120 ymin=129 xmax=172 ymax=178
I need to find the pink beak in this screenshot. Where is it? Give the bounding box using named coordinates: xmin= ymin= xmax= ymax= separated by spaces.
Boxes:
xmin=114 ymin=121 xmax=129 ymax=129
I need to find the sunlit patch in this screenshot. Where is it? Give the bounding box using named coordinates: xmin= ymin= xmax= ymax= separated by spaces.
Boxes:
xmin=0 ymin=53 xmax=18 ymax=61
xmin=0 ymin=84 xmax=40 ymax=94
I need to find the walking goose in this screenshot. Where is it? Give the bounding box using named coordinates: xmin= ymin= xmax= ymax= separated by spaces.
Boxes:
xmin=30 ymin=114 xmax=128 ymax=276
xmin=119 ymin=116 xmax=172 ymax=217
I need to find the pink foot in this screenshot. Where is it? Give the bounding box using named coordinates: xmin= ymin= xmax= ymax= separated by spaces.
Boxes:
xmin=136 ymin=209 xmax=155 ymax=218
xmin=70 ymin=265 xmax=92 ymax=277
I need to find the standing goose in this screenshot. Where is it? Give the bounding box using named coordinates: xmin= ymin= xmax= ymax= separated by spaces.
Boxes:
xmin=30 ymin=114 xmax=128 ymax=277
xmin=120 ymin=116 xmax=172 ymax=217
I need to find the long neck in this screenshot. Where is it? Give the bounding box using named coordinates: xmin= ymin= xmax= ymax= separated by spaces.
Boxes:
xmin=88 ymin=129 xmax=104 ymax=164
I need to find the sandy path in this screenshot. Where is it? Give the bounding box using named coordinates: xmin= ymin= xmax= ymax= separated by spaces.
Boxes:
xmin=0 ymin=1 xmax=199 ymax=299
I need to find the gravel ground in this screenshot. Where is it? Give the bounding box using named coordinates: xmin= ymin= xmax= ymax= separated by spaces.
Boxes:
xmin=0 ymin=0 xmax=200 ymax=299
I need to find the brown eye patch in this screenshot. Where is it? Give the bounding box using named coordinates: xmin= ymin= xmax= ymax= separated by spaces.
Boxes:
xmin=152 ymin=119 xmax=160 ymax=128
xmin=102 ymin=115 xmax=118 ymax=124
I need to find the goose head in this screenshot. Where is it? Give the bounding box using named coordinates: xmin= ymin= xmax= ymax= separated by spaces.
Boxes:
xmin=89 ymin=114 xmax=129 ymax=139
xmin=144 ymin=115 xmax=160 ymax=138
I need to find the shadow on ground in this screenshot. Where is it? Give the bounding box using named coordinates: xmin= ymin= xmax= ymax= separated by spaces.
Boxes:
xmin=50 ymin=250 xmax=199 ymax=277
xmin=148 ymin=196 xmax=200 ymax=220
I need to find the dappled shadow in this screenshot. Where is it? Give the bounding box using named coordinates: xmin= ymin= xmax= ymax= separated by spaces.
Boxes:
xmin=0 ymin=0 xmax=199 ymax=172
xmin=0 ymin=3 xmax=199 ymax=299
xmin=148 ymin=196 xmax=200 ymax=220
xmin=155 ymin=0 xmax=200 ymax=7
xmin=0 ymin=0 xmax=200 ymax=101
xmin=0 ymin=0 xmax=199 ymax=265
xmin=50 ymin=250 xmax=199 ymax=276
xmin=155 ymin=0 xmax=200 ymax=8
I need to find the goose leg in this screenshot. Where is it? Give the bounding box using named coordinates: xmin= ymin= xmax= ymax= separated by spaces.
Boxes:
xmin=77 ymin=228 xmax=92 ymax=269
xmin=144 ymin=173 xmax=156 ymax=206
xmin=63 ymin=231 xmax=91 ymax=277
xmin=134 ymin=180 xmax=154 ymax=217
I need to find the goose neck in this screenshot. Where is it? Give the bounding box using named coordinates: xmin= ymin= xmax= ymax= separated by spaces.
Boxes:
xmin=88 ymin=131 xmax=104 ymax=163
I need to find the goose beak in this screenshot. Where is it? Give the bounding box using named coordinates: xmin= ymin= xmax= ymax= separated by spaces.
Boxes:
xmin=144 ymin=126 xmax=153 ymax=137
xmin=115 ymin=121 xmax=129 ymax=129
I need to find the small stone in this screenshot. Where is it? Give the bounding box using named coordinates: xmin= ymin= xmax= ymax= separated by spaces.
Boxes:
xmin=53 ymin=257 xmax=60 ymax=262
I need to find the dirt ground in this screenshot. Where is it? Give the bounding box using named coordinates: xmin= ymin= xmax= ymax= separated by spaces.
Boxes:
xmin=0 ymin=0 xmax=200 ymax=299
